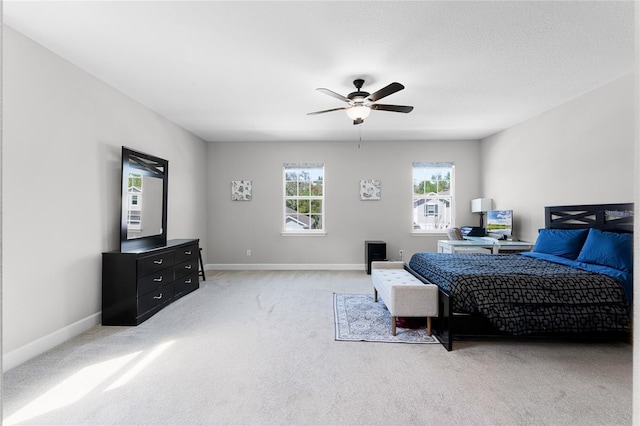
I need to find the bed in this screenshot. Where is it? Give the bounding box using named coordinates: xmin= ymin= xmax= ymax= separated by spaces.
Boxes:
xmin=406 ymin=203 xmax=633 ymax=351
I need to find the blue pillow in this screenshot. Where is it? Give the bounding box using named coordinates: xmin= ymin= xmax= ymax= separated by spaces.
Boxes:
xmin=576 ymin=228 xmax=633 ymax=272
xmin=534 ymin=228 xmax=589 ymax=259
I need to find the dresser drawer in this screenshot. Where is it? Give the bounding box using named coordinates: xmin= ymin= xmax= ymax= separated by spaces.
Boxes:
xmin=175 ymin=258 xmax=199 ymax=279
xmin=174 ymin=244 xmax=198 ymax=264
xmin=138 ymin=267 xmax=175 ymax=297
xmin=138 ymin=282 xmax=175 ymax=315
xmin=137 ymin=251 xmax=175 ymax=277
xmin=174 ymin=272 xmax=199 ymax=297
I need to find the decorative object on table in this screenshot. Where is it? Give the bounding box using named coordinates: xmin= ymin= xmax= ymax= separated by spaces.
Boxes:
xmin=471 ymin=197 xmax=493 ymax=227
xmin=333 ymin=293 xmax=438 ymax=344
xmin=360 ymin=179 xmax=381 ymax=200
xmin=231 ymin=180 xmax=252 ymax=201
xmin=446 ymin=227 xmax=464 ymax=240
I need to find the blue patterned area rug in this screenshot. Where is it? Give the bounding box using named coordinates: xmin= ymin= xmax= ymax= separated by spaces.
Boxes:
xmin=333 ymin=293 xmax=439 ymax=344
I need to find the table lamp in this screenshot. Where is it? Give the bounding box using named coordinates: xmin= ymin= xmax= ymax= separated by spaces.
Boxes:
xmin=471 ymin=198 xmax=493 ymax=228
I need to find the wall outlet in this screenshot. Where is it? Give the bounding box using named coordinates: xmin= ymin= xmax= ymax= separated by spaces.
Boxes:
xmin=246 ymin=249 xmax=251 ymax=256
xmin=399 ymin=249 xmax=404 ymax=260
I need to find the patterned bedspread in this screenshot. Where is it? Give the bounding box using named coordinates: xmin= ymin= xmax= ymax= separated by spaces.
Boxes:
xmin=408 ymin=252 xmax=630 ymax=335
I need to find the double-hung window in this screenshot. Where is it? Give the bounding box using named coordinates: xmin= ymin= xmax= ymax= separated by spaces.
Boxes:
xmin=283 ymin=163 xmax=324 ymax=234
xmin=412 ymin=162 xmax=454 ymax=232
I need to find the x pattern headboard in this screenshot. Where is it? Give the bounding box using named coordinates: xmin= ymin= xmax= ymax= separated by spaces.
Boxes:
xmin=545 ymin=203 xmax=634 ymax=233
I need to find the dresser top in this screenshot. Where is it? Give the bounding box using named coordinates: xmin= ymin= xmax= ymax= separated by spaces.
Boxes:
xmin=105 ymin=238 xmax=199 ymax=255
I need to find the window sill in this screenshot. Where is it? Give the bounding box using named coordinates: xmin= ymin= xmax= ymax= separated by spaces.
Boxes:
xmin=411 ymin=232 xmax=447 ymax=237
xmin=281 ymin=231 xmax=327 ymax=237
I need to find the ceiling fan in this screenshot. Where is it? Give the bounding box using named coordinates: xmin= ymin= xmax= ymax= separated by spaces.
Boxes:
xmin=307 ymin=79 xmax=414 ymax=125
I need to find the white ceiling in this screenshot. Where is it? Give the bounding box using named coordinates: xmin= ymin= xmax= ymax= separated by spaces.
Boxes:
xmin=3 ymin=1 xmax=635 ymax=143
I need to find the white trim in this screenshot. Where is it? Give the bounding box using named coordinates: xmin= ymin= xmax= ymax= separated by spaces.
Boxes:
xmin=282 ymin=163 xmax=326 ymax=233
xmin=206 ymin=263 xmax=364 ymax=271
xmin=281 ymin=231 xmax=327 ymax=237
xmin=3 ymin=312 xmax=101 ymax=372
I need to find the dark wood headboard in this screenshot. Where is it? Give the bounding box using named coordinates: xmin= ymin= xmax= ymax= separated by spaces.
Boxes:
xmin=545 ymin=203 xmax=633 ymax=233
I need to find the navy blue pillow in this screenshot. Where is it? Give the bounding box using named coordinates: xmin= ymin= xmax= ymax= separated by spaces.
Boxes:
xmin=534 ymin=228 xmax=589 ymax=259
xmin=576 ymin=228 xmax=633 ymax=272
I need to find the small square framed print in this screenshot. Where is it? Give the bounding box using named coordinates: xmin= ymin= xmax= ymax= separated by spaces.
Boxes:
xmin=360 ymin=179 xmax=381 ymax=200
xmin=231 ymin=180 xmax=252 ymax=201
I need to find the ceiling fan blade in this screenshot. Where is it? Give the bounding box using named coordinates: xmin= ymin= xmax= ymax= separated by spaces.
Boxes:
xmin=370 ymin=104 xmax=414 ymax=113
xmin=366 ymin=82 xmax=405 ymax=102
xmin=307 ymin=107 xmax=348 ymax=115
xmin=316 ymin=88 xmax=351 ymax=103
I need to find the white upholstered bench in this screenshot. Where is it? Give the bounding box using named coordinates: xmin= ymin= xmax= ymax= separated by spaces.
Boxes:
xmin=371 ymin=261 xmax=439 ymax=336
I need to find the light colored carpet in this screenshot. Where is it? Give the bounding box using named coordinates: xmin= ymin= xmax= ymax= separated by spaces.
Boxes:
xmin=2 ymin=270 xmax=633 ymax=425
xmin=333 ymin=293 xmax=438 ymax=344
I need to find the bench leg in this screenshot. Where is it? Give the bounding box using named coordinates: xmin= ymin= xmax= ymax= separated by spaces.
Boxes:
xmin=427 ymin=317 xmax=432 ymax=336
xmin=392 ymin=317 xmax=397 ymax=336
xmin=374 ymin=288 xmax=378 ymax=302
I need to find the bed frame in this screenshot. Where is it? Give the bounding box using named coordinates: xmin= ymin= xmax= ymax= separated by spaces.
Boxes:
xmin=545 ymin=203 xmax=633 ymax=233
xmin=407 ymin=202 xmax=634 ymax=351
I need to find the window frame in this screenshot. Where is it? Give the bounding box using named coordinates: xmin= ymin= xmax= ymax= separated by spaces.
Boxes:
xmin=411 ymin=162 xmax=455 ymax=234
xmin=282 ymin=163 xmax=326 ymax=236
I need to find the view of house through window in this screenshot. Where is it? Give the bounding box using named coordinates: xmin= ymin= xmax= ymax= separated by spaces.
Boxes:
xmin=127 ymin=173 xmax=143 ymax=231
xmin=412 ymin=162 xmax=454 ymax=231
xmin=283 ymin=163 xmax=324 ymax=232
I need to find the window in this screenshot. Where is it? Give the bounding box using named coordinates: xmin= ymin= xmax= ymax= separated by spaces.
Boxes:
xmin=283 ymin=163 xmax=324 ymax=233
xmin=412 ymin=162 xmax=454 ymax=232
xmin=425 ymin=203 xmax=438 ymax=216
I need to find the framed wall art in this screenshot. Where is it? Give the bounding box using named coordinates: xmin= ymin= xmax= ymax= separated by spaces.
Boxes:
xmin=360 ymin=179 xmax=381 ymax=200
xmin=231 ymin=180 xmax=252 ymax=201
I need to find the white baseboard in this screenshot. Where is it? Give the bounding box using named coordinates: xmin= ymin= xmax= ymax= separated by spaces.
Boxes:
xmin=3 ymin=312 xmax=101 ymax=372
xmin=205 ymin=263 xmax=366 ymax=271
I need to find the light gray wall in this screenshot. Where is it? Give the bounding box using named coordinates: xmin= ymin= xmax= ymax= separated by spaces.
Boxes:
xmin=206 ymin=139 xmax=481 ymax=267
xmin=480 ymin=74 xmax=635 ymax=243
xmin=2 ymin=27 xmax=208 ymax=365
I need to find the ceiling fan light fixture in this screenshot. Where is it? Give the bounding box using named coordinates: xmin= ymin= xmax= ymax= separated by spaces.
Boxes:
xmin=346 ymin=104 xmax=371 ymax=121
xmin=308 ymin=79 xmax=412 ymax=125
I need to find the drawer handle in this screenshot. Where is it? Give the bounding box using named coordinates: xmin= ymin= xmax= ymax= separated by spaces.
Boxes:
xmin=185 ymin=279 xmax=192 ymax=284
xmin=153 ymin=259 xmax=163 ymax=265
xmin=154 ymin=276 xmax=163 ymax=282
xmin=154 ymin=293 xmax=163 ymax=300
xmin=185 ymin=265 xmax=192 ymax=270
xmin=185 ymin=250 xmax=192 ymax=255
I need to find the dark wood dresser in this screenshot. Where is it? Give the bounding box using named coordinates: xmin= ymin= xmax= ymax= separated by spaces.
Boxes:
xmin=102 ymin=239 xmax=200 ymax=325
